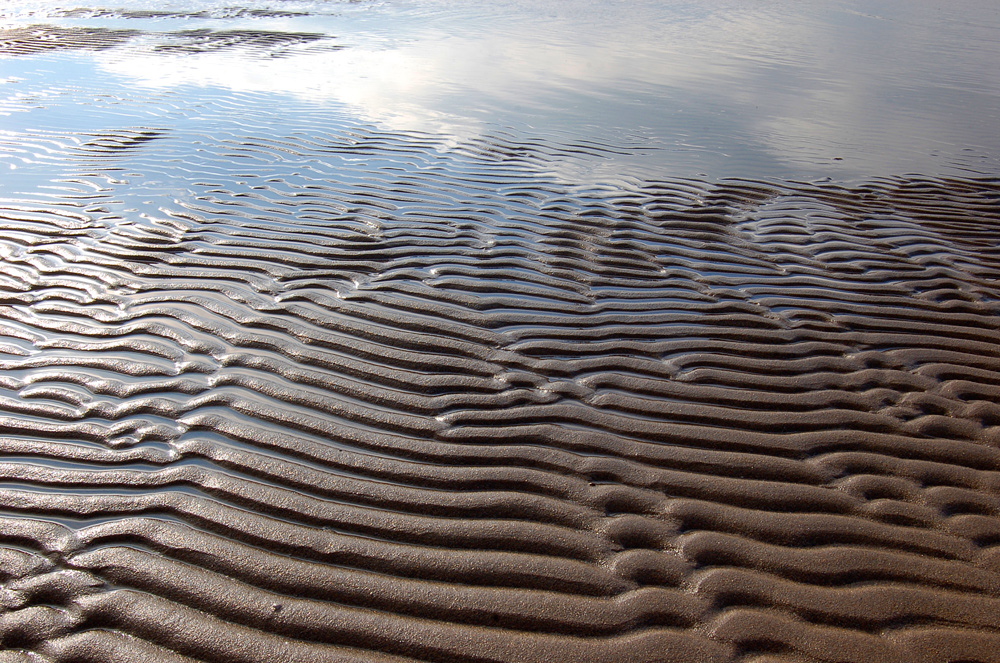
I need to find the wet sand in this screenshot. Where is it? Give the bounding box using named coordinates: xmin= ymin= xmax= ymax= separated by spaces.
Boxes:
xmin=2 ymin=3 xmax=1000 ymax=662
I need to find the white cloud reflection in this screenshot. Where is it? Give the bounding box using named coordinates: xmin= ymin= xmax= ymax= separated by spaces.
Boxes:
xmin=77 ymin=0 xmax=1000 ymax=177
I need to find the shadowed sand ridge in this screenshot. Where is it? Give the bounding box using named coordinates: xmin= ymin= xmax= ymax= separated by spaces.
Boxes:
xmin=1 ymin=9 xmax=1000 ymax=662
xmin=0 ymin=24 xmax=340 ymax=57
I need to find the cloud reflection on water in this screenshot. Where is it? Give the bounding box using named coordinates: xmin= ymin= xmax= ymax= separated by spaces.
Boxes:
xmin=15 ymin=0 xmax=1000 ymax=177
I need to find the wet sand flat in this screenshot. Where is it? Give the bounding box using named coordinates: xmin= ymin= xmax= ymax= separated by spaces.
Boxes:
xmin=1 ymin=2 xmax=999 ymax=662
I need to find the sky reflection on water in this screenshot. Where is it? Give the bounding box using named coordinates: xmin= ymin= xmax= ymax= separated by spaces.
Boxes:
xmin=2 ymin=0 xmax=999 ymax=180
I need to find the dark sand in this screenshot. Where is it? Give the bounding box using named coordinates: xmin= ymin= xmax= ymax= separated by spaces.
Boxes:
xmin=1 ymin=3 xmax=1000 ymax=662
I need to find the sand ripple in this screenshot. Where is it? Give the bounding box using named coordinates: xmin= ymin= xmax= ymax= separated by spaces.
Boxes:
xmin=1 ymin=30 xmax=1000 ymax=663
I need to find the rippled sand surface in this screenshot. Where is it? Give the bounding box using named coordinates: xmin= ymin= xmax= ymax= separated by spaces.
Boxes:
xmin=1 ymin=2 xmax=1000 ymax=662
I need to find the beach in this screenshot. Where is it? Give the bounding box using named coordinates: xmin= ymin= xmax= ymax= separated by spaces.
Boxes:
xmin=1 ymin=2 xmax=999 ymax=661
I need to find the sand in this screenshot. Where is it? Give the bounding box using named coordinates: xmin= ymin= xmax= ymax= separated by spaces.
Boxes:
xmin=1 ymin=4 xmax=1000 ymax=662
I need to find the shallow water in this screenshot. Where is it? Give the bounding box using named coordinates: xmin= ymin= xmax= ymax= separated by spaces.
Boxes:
xmin=1 ymin=1 xmax=1000 ymax=662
